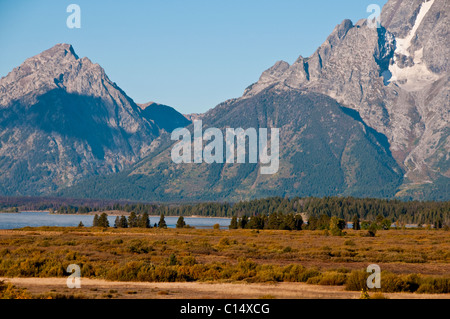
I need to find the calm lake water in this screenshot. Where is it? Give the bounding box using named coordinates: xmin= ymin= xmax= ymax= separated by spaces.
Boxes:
xmin=0 ymin=212 xmax=231 ymax=230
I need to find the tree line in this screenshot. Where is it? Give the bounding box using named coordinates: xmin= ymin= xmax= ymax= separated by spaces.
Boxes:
xmin=61 ymin=196 xmax=448 ymax=226
xmin=92 ymin=213 xmax=192 ymax=229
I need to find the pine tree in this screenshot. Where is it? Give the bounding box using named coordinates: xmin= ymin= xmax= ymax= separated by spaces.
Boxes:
xmin=176 ymin=216 xmax=186 ymax=228
xmin=119 ymin=215 xmax=128 ymax=228
xmin=330 ymin=216 xmax=345 ymax=236
xmin=307 ymin=215 xmax=318 ymax=230
xmin=352 ymin=215 xmax=361 ymax=230
xmin=98 ymin=213 xmax=109 ymax=228
xmin=93 ymin=214 xmax=99 ymax=227
xmin=78 ymin=221 xmax=84 ymax=228
xmin=159 ymin=214 xmax=167 ymax=228
xmin=294 ymin=214 xmax=303 ymax=230
xmin=140 ymin=212 xmax=151 ymax=228
xmin=114 ymin=216 xmax=120 ymax=228
xmin=229 ymin=216 xmax=238 ymax=229
xmin=128 ymin=212 xmax=138 ymax=228
xmin=240 ymin=215 xmax=248 ymax=229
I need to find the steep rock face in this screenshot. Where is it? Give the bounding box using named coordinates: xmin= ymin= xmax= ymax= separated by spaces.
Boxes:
xmin=242 ymin=0 xmax=449 ymax=195
xmin=0 ymin=44 xmax=163 ymax=195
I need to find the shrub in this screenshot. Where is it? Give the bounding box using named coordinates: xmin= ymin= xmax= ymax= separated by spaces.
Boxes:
xmin=344 ymin=240 xmax=355 ymax=246
xmin=417 ymin=277 xmax=450 ymax=294
xmin=345 ymin=270 xmax=369 ymax=291
xmin=0 ymin=281 xmax=32 ymax=299
xmin=282 ymin=246 xmax=293 ymax=253
xmin=111 ymin=239 xmax=123 ymax=245
xmin=380 ymin=272 xmax=407 ymax=292
xmin=127 ymin=239 xmax=152 ymax=254
xmin=317 ymin=272 xmax=347 ymax=286
xmin=218 ymin=237 xmax=230 ymax=246
xmin=181 ymin=256 xmax=197 ymax=266
xmin=306 ymin=276 xmax=322 ymax=285
xmin=366 ymin=223 xmax=378 ymax=237
xmin=168 ymin=254 xmax=179 ymax=266
xmin=291 ymin=268 xmax=321 ymax=283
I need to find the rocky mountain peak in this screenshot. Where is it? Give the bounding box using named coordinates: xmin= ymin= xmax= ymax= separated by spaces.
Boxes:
xmin=0 ymin=44 xmax=169 ymax=195
xmin=223 ymin=0 xmax=449 ymax=198
xmin=0 ymin=43 xmax=109 ymax=108
xmin=329 ymin=19 xmax=354 ymax=44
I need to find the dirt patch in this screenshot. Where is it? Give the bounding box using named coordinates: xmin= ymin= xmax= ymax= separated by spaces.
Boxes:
xmin=2 ymin=277 xmax=449 ymax=299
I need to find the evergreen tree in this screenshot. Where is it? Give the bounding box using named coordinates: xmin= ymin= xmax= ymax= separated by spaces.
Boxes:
xmin=247 ymin=214 xmax=265 ymax=229
xmin=78 ymin=221 xmax=84 ymax=228
xmin=352 ymin=215 xmax=361 ymax=230
xmin=307 ymin=215 xmax=318 ymax=230
xmin=93 ymin=214 xmax=99 ymax=227
xmin=229 ymin=216 xmax=238 ymax=229
xmin=381 ymin=218 xmax=392 ymax=230
xmin=159 ymin=214 xmax=167 ymax=228
xmin=294 ymin=214 xmax=303 ymax=230
xmin=119 ymin=215 xmax=128 ymax=228
xmin=176 ymin=216 xmax=186 ymax=228
xmin=318 ymin=214 xmax=331 ymax=230
xmin=128 ymin=212 xmax=138 ymax=228
xmin=239 ymin=215 xmax=248 ymax=229
xmin=114 ymin=216 xmax=120 ymax=228
xmin=330 ymin=216 xmax=345 ymax=236
xmin=268 ymin=212 xmax=281 ymax=229
xmin=98 ymin=213 xmax=109 ymax=228
xmin=140 ymin=212 xmax=151 ymax=228
xmin=282 ymin=213 xmax=296 ymax=230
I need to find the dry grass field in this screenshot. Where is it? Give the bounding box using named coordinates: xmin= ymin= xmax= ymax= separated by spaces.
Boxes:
xmin=0 ymin=227 xmax=449 ymax=299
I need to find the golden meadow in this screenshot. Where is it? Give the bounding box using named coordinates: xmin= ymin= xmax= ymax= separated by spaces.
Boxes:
xmin=0 ymin=226 xmax=449 ymax=295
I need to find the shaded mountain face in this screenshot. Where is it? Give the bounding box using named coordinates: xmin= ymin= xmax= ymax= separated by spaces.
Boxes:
xmin=0 ymin=44 xmax=187 ymax=195
xmin=57 ymin=87 xmax=404 ymax=201
xmin=58 ymin=0 xmax=448 ymax=201
xmin=137 ymin=102 xmax=191 ymax=133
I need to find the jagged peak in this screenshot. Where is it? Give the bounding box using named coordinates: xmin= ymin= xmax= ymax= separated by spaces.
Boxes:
xmin=328 ymin=19 xmax=354 ymax=44
xmin=46 ymin=43 xmax=79 ymax=59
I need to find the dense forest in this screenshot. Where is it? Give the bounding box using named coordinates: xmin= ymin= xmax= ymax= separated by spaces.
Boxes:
xmin=3 ymin=196 xmax=448 ymax=226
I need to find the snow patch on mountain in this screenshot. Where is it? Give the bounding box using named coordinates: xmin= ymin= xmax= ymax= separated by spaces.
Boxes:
xmin=388 ymin=0 xmax=440 ymax=91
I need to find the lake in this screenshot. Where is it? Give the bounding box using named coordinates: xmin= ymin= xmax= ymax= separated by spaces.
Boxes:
xmin=0 ymin=212 xmax=232 ymax=230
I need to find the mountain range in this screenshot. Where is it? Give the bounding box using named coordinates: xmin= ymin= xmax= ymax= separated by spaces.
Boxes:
xmin=1 ymin=0 xmax=448 ymax=201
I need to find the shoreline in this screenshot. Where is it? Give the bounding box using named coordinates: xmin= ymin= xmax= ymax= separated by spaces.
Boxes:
xmin=48 ymin=212 xmax=231 ymax=219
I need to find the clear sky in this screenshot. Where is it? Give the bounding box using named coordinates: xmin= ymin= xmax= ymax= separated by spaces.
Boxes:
xmin=0 ymin=0 xmax=387 ymax=114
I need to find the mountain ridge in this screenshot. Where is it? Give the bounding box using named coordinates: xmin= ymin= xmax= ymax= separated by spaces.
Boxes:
xmin=1 ymin=0 xmax=448 ymax=201
xmin=57 ymin=0 xmax=448 ymax=201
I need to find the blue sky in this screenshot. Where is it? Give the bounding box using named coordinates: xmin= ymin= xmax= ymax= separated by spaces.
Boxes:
xmin=0 ymin=0 xmax=387 ymax=114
